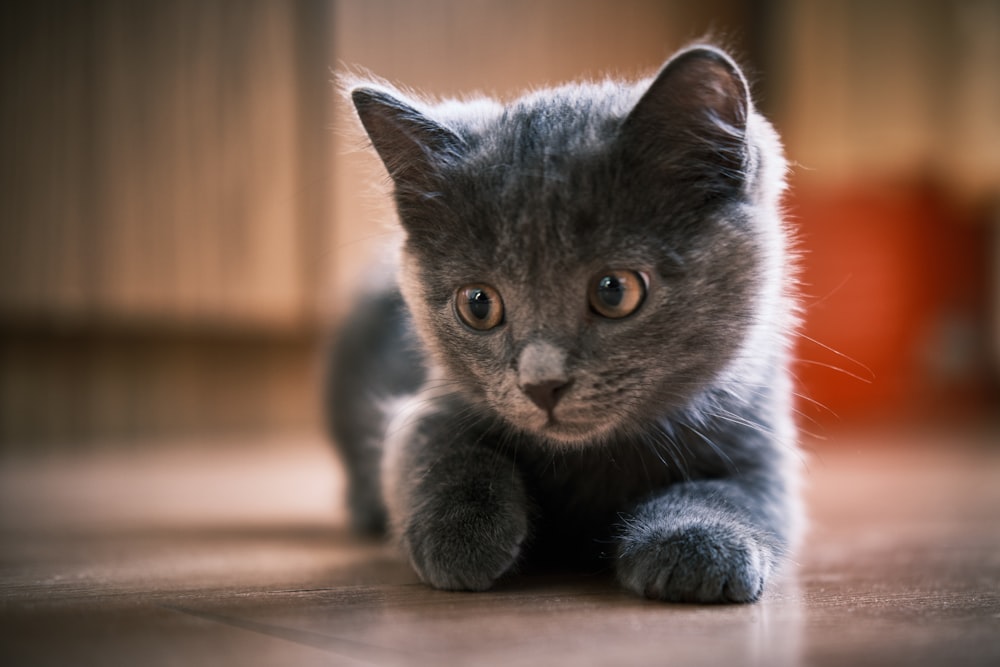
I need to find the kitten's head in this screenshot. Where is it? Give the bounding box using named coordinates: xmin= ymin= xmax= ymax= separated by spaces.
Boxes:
xmin=350 ymin=45 xmax=790 ymax=446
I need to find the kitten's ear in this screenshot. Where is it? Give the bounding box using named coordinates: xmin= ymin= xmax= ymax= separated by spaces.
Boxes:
xmin=351 ymin=86 xmax=464 ymax=192
xmin=623 ymin=46 xmax=750 ymax=195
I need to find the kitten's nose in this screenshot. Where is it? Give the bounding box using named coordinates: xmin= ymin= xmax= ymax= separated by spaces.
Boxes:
xmin=522 ymin=379 xmax=571 ymax=413
xmin=517 ymin=340 xmax=570 ymax=414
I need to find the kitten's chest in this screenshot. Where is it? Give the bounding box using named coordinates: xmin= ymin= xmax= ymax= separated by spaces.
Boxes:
xmin=519 ymin=443 xmax=679 ymax=530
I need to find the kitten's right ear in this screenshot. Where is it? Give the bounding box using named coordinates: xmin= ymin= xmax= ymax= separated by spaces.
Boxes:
xmin=351 ymin=87 xmax=464 ymax=193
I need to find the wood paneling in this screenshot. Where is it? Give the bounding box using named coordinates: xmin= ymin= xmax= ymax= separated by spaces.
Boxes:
xmin=0 ymin=1 xmax=332 ymax=447
xmin=769 ymin=0 xmax=1000 ymax=198
xmin=0 ymin=329 xmax=324 ymax=451
xmin=0 ymin=1 xmax=331 ymax=331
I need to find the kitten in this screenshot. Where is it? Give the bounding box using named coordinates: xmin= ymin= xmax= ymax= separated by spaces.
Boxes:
xmin=327 ymin=44 xmax=801 ymax=603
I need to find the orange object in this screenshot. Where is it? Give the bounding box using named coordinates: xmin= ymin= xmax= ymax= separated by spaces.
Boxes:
xmin=788 ymin=178 xmax=990 ymax=425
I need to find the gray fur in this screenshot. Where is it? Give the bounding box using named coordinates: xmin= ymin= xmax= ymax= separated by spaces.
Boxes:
xmin=329 ymin=44 xmax=801 ymax=603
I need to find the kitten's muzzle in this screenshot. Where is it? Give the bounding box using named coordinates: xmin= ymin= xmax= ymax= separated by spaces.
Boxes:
xmin=521 ymin=379 xmax=573 ymax=415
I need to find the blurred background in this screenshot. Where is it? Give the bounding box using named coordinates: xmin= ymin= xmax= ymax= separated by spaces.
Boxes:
xmin=1 ymin=0 xmax=998 ymax=457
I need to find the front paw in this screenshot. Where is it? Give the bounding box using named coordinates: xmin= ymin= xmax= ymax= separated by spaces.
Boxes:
xmin=402 ymin=497 xmax=528 ymax=592
xmin=616 ymin=520 xmax=776 ymax=603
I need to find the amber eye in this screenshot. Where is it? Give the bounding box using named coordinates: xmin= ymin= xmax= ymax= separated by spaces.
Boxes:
xmin=455 ymin=284 xmax=504 ymax=331
xmin=589 ymin=270 xmax=647 ymax=319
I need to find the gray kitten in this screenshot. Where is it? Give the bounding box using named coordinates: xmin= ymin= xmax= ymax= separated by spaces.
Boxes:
xmin=328 ymin=44 xmax=801 ymax=603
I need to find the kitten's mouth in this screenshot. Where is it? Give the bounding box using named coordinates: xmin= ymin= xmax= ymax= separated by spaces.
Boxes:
xmin=502 ymin=390 xmax=613 ymax=444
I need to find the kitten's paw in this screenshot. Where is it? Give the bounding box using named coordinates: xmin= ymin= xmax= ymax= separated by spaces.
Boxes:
xmin=616 ymin=520 xmax=775 ymax=603
xmin=402 ymin=498 xmax=528 ymax=592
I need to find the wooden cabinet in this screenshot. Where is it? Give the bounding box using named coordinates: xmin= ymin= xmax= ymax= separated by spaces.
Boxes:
xmin=0 ymin=1 xmax=330 ymax=333
xmin=0 ymin=2 xmax=332 ymax=448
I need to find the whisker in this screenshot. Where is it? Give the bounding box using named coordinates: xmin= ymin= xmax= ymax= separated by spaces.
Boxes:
xmin=796 ymin=332 xmax=875 ymax=381
xmin=793 ymin=358 xmax=874 ymax=385
xmin=678 ymin=420 xmax=738 ymax=474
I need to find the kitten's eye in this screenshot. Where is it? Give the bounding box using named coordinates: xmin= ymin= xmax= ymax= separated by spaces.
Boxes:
xmin=455 ymin=284 xmax=504 ymax=331
xmin=589 ymin=270 xmax=647 ymax=319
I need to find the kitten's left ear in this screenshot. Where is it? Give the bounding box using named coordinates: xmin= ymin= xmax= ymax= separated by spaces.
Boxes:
xmin=623 ymin=46 xmax=751 ymax=194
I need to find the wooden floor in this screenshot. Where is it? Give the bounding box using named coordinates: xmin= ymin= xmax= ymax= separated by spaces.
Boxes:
xmin=1 ymin=425 xmax=998 ymax=666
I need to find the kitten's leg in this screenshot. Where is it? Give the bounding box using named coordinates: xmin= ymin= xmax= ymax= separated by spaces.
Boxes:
xmin=615 ymin=475 xmax=792 ymax=603
xmin=383 ymin=392 xmax=529 ymax=592
xmin=327 ymin=288 xmax=425 ymax=536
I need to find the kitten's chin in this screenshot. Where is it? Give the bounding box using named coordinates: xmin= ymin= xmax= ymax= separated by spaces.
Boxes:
xmin=526 ymin=418 xmax=617 ymax=447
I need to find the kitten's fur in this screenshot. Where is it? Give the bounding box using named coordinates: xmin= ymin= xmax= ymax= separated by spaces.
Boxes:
xmin=328 ymin=45 xmax=801 ymax=603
